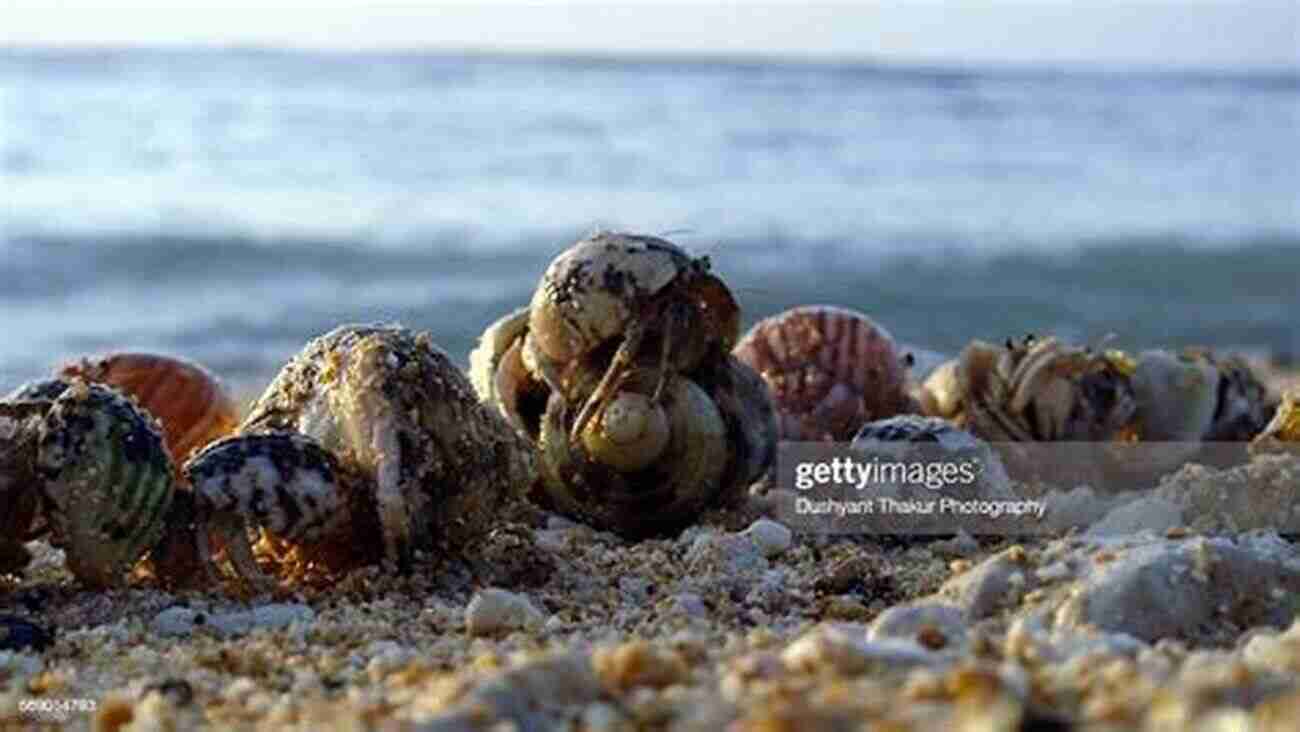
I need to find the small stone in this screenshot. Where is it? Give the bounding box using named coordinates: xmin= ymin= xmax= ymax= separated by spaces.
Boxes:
xmin=783 ymin=624 xmax=939 ymax=675
xmin=465 ymin=588 xmax=545 ymax=637
xmin=593 ymin=640 xmax=689 ymax=691
xmin=152 ymin=607 xmax=199 ymax=637
xmin=207 ymin=610 xmax=253 ymax=637
xmin=869 ymin=603 xmax=967 ymax=648
xmin=250 ymin=603 xmax=315 ymax=631
xmin=743 ymin=519 xmax=793 ymax=559
xmin=672 ymin=593 xmax=708 ymax=618
xmin=931 ymin=530 xmax=980 ymax=559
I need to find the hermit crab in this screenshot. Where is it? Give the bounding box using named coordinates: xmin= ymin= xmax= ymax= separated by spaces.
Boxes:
xmin=470 ymin=231 xmax=776 ymax=537
xmin=919 ymin=336 xmax=1276 ymax=485
xmin=916 ymin=335 xmax=1137 ymax=485
xmin=0 ymin=324 xmax=533 ymax=590
xmin=733 ymin=305 xmax=917 ymax=441
xmin=938 ymin=335 xmax=1138 ymax=443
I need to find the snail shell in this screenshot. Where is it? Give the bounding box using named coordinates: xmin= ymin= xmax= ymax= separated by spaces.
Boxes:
xmin=579 ymin=389 xmax=670 ymax=472
xmin=242 ymin=324 xmax=535 ymax=566
xmin=58 ymin=352 xmax=240 ymax=462
xmin=537 ymin=374 xmax=728 ymax=537
xmin=35 ymin=381 xmax=176 ymax=587
xmin=733 ymin=305 xmax=914 ymax=441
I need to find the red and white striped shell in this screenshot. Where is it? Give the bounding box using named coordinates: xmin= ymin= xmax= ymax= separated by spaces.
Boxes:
xmin=57 ymin=352 xmax=240 ymax=462
xmin=733 ymin=305 xmax=915 ymax=441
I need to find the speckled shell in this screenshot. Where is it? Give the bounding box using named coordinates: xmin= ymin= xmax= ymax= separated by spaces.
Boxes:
xmin=184 ymin=432 xmax=346 ymax=543
xmin=851 ymin=414 xmax=1013 ymax=494
xmin=1251 ymin=389 xmax=1299 ymax=456
xmin=529 ymin=232 xmax=703 ymax=366
xmin=58 ymin=352 xmax=240 ymax=462
xmin=241 ymin=324 xmax=535 ymax=567
xmin=733 ymin=305 xmax=914 ymax=441
xmin=524 ymin=232 xmax=739 ymax=399
xmin=34 ymin=381 xmax=175 ymax=587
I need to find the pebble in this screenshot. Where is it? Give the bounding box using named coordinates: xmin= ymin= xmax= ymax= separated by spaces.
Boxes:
xmin=671 ymin=593 xmax=708 ymax=619
xmin=684 ymin=531 xmax=768 ymax=580
xmin=868 ymin=603 xmax=967 ymax=649
xmin=465 ymin=588 xmax=545 ymax=637
xmin=783 ymin=624 xmax=941 ymax=675
xmin=742 ymin=519 xmax=793 ymax=559
xmin=1088 ymin=495 xmax=1184 ymax=536
xmin=151 ymin=603 xmax=315 ymax=638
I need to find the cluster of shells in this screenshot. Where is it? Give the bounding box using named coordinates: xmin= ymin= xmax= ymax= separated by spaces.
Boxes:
xmin=733 ymin=308 xmax=1281 ymax=488
xmin=1 ymin=229 xmax=1293 ymax=591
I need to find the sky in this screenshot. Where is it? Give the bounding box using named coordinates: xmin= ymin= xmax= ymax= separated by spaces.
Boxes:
xmin=2 ymin=1 xmax=1297 ymax=71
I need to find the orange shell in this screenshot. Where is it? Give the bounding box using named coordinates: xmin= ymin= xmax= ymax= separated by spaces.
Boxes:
xmin=58 ymin=352 xmax=240 ymax=462
xmin=733 ymin=305 xmax=913 ymax=441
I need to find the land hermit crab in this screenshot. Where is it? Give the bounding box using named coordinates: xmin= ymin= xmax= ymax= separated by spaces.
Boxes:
xmin=470 ymin=231 xmax=776 ymax=537
xmin=0 ymin=324 xmax=533 ymax=590
xmin=733 ymin=305 xmax=917 ymax=441
xmin=919 ymin=336 xmax=1276 ymax=485
xmin=916 ymin=335 xmax=1138 ymax=485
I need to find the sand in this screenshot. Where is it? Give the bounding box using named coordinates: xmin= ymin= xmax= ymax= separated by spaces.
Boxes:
xmin=1 ymin=372 xmax=1298 ymax=731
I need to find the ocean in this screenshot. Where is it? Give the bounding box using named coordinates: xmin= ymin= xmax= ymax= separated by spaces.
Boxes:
xmin=2 ymin=47 xmax=1297 ymax=394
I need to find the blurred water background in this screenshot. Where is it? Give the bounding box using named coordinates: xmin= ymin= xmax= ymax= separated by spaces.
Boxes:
xmin=2 ymin=46 xmax=1297 ymax=394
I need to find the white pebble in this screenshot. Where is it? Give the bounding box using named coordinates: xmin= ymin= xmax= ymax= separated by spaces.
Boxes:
xmin=744 ymin=519 xmax=793 ymax=558
xmin=465 ymin=588 xmax=545 ymax=637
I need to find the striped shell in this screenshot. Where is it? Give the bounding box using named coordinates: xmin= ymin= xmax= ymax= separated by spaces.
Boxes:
xmin=733 ymin=305 xmax=915 ymax=441
xmin=58 ymin=352 xmax=240 ymax=462
xmin=34 ymin=381 xmax=176 ymax=587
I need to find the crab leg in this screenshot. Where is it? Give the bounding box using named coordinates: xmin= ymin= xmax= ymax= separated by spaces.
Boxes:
xmin=569 ymin=319 xmax=648 ymax=443
xmin=184 ymin=432 xmax=345 ymax=590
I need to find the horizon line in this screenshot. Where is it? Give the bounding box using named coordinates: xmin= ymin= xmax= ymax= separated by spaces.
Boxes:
xmin=3 ymin=41 xmax=1297 ymax=78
